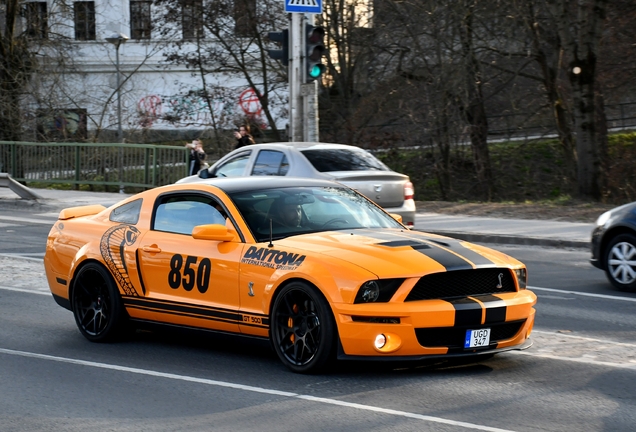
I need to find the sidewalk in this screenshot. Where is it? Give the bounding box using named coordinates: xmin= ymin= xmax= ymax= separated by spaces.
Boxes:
xmin=0 ymin=187 xmax=594 ymax=249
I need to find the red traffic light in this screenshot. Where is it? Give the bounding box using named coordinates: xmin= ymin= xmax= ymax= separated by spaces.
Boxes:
xmin=307 ymin=26 xmax=325 ymax=44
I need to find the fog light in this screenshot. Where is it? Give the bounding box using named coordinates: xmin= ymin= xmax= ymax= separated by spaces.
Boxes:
xmin=374 ymin=334 xmax=387 ymax=349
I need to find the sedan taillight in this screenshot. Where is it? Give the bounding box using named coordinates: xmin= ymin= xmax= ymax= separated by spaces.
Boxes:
xmin=404 ymin=181 xmax=414 ymax=200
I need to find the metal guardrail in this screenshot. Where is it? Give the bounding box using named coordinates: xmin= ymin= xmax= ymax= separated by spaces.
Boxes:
xmin=0 ymin=141 xmax=189 ymax=190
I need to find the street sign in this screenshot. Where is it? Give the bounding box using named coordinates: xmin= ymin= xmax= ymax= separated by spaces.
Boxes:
xmin=285 ymin=0 xmax=322 ymax=14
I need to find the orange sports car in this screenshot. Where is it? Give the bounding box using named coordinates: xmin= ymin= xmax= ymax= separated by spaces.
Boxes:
xmin=44 ymin=177 xmax=536 ymax=373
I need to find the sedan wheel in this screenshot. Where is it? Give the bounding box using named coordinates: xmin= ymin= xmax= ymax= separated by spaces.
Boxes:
xmin=604 ymin=233 xmax=636 ymax=292
xmin=271 ymin=282 xmax=335 ymax=373
xmin=72 ymin=263 xmax=127 ymax=342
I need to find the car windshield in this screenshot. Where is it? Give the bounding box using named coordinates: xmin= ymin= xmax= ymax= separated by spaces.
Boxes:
xmin=229 ymin=186 xmax=404 ymax=242
xmin=300 ymin=149 xmax=389 ymax=172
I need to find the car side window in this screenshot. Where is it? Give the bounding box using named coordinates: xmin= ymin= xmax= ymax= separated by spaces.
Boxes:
xmin=213 ymin=152 xmax=251 ymax=177
xmin=109 ymin=199 xmax=142 ymax=224
xmin=153 ymin=195 xmax=227 ymax=235
xmin=300 ymin=149 xmax=389 ymax=172
xmin=251 ymin=150 xmax=289 ymax=176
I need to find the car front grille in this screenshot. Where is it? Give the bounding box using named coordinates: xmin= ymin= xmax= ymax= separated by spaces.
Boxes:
xmin=415 ymin=320 xmax=525 ymax=350
xmin=405 ymin=268 xmax=516 ymax=301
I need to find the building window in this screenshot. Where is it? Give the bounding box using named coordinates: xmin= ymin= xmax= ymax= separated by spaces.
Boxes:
xmin=182 ymin=0 xmax=203 ymax=40
xmin=74 ymin=2 xmax=95 ymax=40
xmin=24 ymin=2 xmax=48 ymax=39
xmin=233 ymin=0 xmax=256 ymax=37
xmin=130 ymin=0 xmax=151 ymax=40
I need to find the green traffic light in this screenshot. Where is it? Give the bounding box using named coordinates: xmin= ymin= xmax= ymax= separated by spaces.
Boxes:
xmin=309 ymin=64 xmax=325 ymax=79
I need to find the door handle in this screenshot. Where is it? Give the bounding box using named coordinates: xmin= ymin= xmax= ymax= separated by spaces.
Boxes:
xmin=142 ymin=245 xmax=162 ymax=253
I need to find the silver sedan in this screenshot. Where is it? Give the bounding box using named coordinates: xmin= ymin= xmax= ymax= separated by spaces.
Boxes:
xmin=177 ymin=142 xmax=416 ymax=226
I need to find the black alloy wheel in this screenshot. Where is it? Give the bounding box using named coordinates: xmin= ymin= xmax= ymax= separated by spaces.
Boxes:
xmin=71 ymin=263 xmax=127 ymax=342
xmin=271 ymin=282 xmax=336 ymax=373
xmin=604 ymin=233 xmax=636 ymax=292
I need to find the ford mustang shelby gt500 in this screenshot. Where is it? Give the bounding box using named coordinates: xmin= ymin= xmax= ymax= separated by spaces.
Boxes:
xmin=44 ymin=177 xmax=536 ymax=373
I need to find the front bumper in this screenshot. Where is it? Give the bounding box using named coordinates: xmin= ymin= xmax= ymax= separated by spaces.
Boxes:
xmin=337 ymin=337 xmax=533 ymax=361
xmin=332 ymin=292 xmax=536 ymax=358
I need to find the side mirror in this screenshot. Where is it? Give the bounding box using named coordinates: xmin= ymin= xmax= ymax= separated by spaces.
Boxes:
xmin=389 ymin=213 xmax=403 ymax=224
xmin=198 ymin=169 xmax=210 ymax=179
xmin=191 ymin=224 xmax=236 ymax=242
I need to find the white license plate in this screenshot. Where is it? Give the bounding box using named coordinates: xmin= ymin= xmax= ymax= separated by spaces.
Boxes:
xmin=464 ymin=328 xmax=491 ymax=348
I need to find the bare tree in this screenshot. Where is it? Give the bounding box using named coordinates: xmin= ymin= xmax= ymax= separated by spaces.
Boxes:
xmin=546 ymin=0 xmax=607 ymax=200
xmin=154 ymin=0 xmax=288 ymax=150
xmin=1 ymin=0 xmax=41 ymax=141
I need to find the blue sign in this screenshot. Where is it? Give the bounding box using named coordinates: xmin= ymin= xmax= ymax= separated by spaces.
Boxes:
xmin=285 ymin=0 xmax=322 ymax=14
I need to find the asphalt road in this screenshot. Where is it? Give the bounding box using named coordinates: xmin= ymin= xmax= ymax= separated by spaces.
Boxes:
xmin=1 ymin=209 xmax=635 ymax=431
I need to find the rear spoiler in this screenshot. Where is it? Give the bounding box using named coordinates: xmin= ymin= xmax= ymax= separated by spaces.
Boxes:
xmin=58 ymin=204 xmax=107 ymax=220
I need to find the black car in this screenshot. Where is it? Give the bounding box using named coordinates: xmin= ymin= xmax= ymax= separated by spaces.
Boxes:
xmin=590 ymin=201 xmax=636 ymax=291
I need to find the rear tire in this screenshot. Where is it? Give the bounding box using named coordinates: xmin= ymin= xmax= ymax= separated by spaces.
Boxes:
xmin=71 ymin=262 xmax=127 ymax=342
xmin=604 ymin=233 xmax=636 ymax=292
xmin=270 ymin=282 xmax=336 ymax=373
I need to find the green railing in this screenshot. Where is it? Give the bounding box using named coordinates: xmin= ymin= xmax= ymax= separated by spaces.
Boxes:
xmin=0 ymin=141 xmax=189 ymax=190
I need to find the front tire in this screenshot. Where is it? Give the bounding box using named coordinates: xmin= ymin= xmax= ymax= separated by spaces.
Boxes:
xmin=71 ymin=262 xmax=127 ymax=342
xmin=270 ymin=282 xmax=336 ymax=373
xmin=604 ymin=233 xmax=636 ymax=292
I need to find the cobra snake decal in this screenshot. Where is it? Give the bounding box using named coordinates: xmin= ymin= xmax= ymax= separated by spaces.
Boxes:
xmin=100 ymin=224 xmax=141 ymax=296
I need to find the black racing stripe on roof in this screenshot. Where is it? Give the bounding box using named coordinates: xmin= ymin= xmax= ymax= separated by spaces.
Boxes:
xmin=448 ymin=298 xmax=483 ymax=326
xmin=476 ymin=295 xmax=508 ymax=324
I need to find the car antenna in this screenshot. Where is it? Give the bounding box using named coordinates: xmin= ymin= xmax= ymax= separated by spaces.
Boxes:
xmin=268 ymin=218 xmax=274 ymax=247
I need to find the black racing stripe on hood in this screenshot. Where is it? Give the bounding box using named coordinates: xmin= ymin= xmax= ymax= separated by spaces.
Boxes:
xmin=378 ymin=239 xmax=431 ymax=250
xmin=375 ymin=234 xmax=472 ymax=271
xmin=417 ymin=236 xmax=496 ymax=267
xmin=417 ymin=247 xmax=473 ymax=271
xmin=448 ymin=298 xmax=482 ymax=326
xmin=476 ymin=294 xmax=507 ymax=324
xmin=354 ymin=229 xmax=493 ymax=270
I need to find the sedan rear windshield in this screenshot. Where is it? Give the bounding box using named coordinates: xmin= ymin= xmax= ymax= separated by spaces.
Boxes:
xmin=300 ymin=149 xmax=389 ymax=172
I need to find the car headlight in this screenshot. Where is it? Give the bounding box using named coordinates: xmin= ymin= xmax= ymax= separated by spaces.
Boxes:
xmin=514 ymin=268 xmax=527 ymax=290
xmin=595 ymin=210 xmax=612 ymax=227
xmin=354 ymin=279 xmax=404 ymax=303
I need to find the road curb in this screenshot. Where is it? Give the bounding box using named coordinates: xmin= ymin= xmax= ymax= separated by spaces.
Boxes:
xmin=426 ymin=230 xmax=590 ymax=249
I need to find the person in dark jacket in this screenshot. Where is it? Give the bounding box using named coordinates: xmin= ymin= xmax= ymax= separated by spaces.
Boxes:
xmin=234 ymin=125 xmax=255 ymax=149
xmin=186 ymin=139 xmax=206 ymax=175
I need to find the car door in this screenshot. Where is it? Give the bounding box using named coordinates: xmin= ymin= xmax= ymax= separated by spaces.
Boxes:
xmin=135 ymin=192 xmax=243 ymax=333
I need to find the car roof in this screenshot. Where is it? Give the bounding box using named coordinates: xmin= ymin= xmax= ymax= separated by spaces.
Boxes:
xmin=173 ymin=176 xmax=347 ymax=194
xmin=239 ymin=142 xmax=369 ymax=152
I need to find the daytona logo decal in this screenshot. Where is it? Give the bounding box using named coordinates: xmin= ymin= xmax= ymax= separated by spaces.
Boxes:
xmin=241 ymin=246 xmax=306 ymax=270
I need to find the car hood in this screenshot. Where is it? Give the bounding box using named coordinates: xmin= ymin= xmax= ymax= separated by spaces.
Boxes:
xmin=276 ymin=228 xmax=520 ymax=278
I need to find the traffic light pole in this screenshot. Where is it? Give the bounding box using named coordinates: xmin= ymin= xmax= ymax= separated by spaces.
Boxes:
xmin=289 ymin=13 xmax=304 ymax=142
xmin=303 ymin=13 xmax=319 ymax=142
